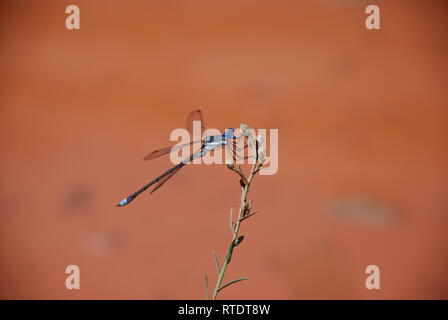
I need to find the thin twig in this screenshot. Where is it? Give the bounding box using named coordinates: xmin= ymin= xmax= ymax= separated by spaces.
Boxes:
xmin=239 ymin=210 xmax=260 ymax=222
xmin=211 ymin=154 xmax=263 ymax=300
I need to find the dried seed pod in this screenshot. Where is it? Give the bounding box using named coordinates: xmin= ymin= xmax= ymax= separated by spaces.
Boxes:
xmin=258 ymin=146 xmax=266 ymax=164
xmin=234 ymin=235 xmax=245 ymax=247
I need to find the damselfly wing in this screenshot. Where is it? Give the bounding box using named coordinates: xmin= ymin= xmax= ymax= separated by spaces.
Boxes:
xmin=143 ymin=109 xmax=205 ymax=161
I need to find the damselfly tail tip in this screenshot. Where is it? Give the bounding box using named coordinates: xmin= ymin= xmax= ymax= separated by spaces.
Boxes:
xmin=116 ymin=198 xmax=129 ymax=207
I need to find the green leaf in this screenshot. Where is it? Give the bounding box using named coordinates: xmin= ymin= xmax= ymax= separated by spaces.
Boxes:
xmin=212 ymin=251 xmax=221 ymax=274
xmin=204 ymin=274 xmax=209 ymax=300
xmin=218 ymin=277 xmax=248 ymax=292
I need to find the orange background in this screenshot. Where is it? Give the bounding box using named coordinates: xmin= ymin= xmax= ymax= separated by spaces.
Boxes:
xmin=0 ymin=0 xmax=447 ymax=299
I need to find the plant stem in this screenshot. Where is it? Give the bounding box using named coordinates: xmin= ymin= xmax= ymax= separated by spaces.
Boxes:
xmin=211 ymin=160 xmax=261 ymax=300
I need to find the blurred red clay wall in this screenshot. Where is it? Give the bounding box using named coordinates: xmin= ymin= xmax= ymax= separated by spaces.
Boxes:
xmin=0 ymin=0 xmax=447 ymax=299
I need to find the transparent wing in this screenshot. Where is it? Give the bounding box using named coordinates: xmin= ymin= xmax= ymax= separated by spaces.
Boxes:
xmin=144 ymin=109 xmax=206 ymax=161
xmin=143 ymin=140 xmax=201 ymax=161
xmin=186 ymin=109 xmax=205 ymax=135
xmin=150 ymin=166 xmax=183 ymax=194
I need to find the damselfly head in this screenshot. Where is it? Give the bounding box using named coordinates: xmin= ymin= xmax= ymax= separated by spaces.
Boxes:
xmin=204 ymin=135 xmax=214 ymax=143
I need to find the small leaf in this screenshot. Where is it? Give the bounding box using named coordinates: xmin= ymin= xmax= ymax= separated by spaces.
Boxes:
xmin=204 ymin=274 xmax=209 ymax=300
xmin=218 ymin=277 xmax=248 ymax=292
xmin=240 ymin=210 xmax=260 ymax=222
xmin=212 ymin=251 xmax=221 ymax=274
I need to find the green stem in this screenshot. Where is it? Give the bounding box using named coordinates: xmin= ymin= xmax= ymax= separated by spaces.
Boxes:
xmin=211 ymin=160 xmax=260 ymax=300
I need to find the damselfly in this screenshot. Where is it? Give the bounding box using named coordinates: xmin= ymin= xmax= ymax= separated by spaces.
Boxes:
xmin=116 ymin=109 xmax=245 ymax=207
